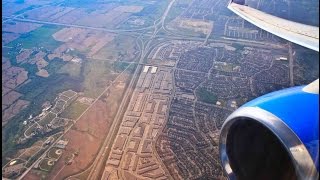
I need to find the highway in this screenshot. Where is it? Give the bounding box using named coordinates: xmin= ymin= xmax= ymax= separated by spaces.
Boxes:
xmin=84 ymin=1 xmax=177 ymax=179
xmin=7 ymin=0 xmax=289 ymax=178
xmin=4 ymin=16 xmax=287 ymax=51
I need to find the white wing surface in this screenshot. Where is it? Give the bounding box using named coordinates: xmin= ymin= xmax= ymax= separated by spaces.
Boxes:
xmin=228 ymin=1 xmax=319 ymax=52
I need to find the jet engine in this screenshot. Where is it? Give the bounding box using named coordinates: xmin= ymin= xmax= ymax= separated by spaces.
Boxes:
xmin=219 ymin=80 xmax=319 ymax=180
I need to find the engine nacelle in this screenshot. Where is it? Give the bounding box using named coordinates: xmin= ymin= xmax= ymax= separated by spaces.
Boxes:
xmin=219 ymin=85 xmax=319 ymax=180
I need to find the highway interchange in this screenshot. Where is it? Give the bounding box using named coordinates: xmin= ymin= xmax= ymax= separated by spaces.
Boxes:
xmin=3 ymin=0 xmax=295 ymax=179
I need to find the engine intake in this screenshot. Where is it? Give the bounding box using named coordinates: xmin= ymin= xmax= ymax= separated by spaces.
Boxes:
xmin=219 ymin=86 xmax=319 ymax=180
xmin=226 ymin=117 xmax=297 ymax=180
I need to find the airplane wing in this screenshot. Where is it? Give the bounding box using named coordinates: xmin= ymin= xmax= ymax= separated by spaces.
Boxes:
xmin=228 ymin=0 xmax=319 ymax=52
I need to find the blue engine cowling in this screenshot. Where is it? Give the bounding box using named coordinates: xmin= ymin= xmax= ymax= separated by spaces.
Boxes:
xmin=219 ymin=85 xmax=319 ymax=180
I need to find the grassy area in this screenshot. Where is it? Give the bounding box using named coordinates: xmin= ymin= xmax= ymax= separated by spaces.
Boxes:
xmin=196 ymin=87 xmax=217 ymax=104
xmin=60 ymin=101 xmax=89 ymax=120
xmin=164 ymin=1 xmax=187 ymax=24
xmin=232 ymin=43 xmax=245 ymax=52
xmin=215 ymin=62 xmax=234 ymax=72
xmin=294 ymin=47 xmax=319 ymax=85
xmin=58 ymin=61 xmax=82 ymax=78
xmin=25 ymin=124 xmax=36 ymax=137
xmin=72 ymin=165 xmax=93 ymax=179
xmin=127 ymin=63 xmax=137 ymax=74
xmin=47 ymin=147 xmax=61 ymax=160
xmin=19 ymin=75 xmax=70 ymax=100
xmin=112 ymin=61 xmax=130 ymax=73
xmin=62 ymin=90 xmax=76 ymax=98
xmin=115 ymin=0 xmax=170 ymax=29
xmin=39 ymin=158 xmax=54 ymax=172
xmin=4 ymin=53 xmax=119 ymax=162
xmin=93 ymin=35 xmax=137 ymax=62
xmin=235 ymin=97 xmax=248 ymax=107
xmin=133 ymin=0 xmax=169 ymax=21
xmin=5 ymin=46 xmax=93 ymax=167
xmin=15 ymin=59 xmax=82 ymax=116
xmin=3 ymin=46 xmax=23 ymax=65
xmin=81 ymin=59 xmax=115 ymax=98
xmin=39 ymin=112 xmax=56 ymax=126
xmin=222 ymin=64 xmax=233 ymax=71
xmin=27 ymin=169 xmax=48 ymax=180
xmin=52 ymin=132 xmax=63 ymax=141
xmin=59 ymin=0 xmax=98 ymax=8
xmin=25 ymin=148 xmax=46 ymax=167
xmin=168 ymin=23 xmax=207 ymax=38
xmin=13 ymin=5 xmax=38 ymax=15
xmin=8 ymin=25 xmax=62 ymax=50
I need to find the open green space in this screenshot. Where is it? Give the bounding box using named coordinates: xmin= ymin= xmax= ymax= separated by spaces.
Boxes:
xmin=214 ymin=62 xmax=234 ymax=72
xmin=18 ymin=63 xmax=80 ymax=102
xmin=81 ymin=59 xmax=115 ymax=98
xmin=47 ymin=147 xmax=62 ymax=160
xmin=3 ymin=72 xmax=82 ymax=165
xmin=13 ymin=5 xmax=39 ymax=15
xmin=3 ymin=53 xmax=120 ymax=163
xmin=25 ymin=147 xmax=46 ymax=167
xmin=60 ymin=0 xmax=170 ymax=29
xmin=60 ymin=101 xmax=89 ymax=120
xmin=25 ymin=124 xmax=36 ymax=137
xmin=166 ymin=23 xmax=208 ymax=38
xmin=232 ymin=43 xmax=245 ymax=52
xmin=112 ymin=61 xmax=130 ymax=73
xmin=8 ymin=25 xmax=62 ymax=50
xmin=117 ymin=0 xmax=170 ymax=29
xmin=133 ymin=0 xmax=169 ymax=21
xmin=58 ymin=61 xmax=82 ymax=78
xmin=39 ymin=158 xmax=54 ymax=172
xmin=294 ymin=47 xmax=319 ymax=85
xmin=93 ymin=35 xmax=138 ymax=62
xmin=164 ymin=0 xmax=188 ymax=24
xmin=39 ymin=112 xmax=56 ymax=126
xmin=196 ymin=87 xmax=218 ymax=104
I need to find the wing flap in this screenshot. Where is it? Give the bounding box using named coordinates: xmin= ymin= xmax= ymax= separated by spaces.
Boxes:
xmin=228 ymin=2 xmax=319 ymax=52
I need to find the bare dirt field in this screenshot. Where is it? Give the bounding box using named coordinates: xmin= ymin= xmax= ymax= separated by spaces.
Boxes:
xmin=17 ymin=145 xmax=42 ymax=161
xmin=52 ymin=27 xmax=86 ymax=42
xmin=2 ymin=86 xmax=12 ymax=97
xmin=2 ymin=57 xmax=30 ymax=125
xmin=52 ymin=27 xmax=115 ymax=58
xmin=47 ymin=99 xmax=114 ymax=179
xmin=2 ymin=32 xmax=20 ymax=44
xmin=36 ymin=69 xmax=49 ymax=77
xmin=35 ymin=58 xmax=49 ymax=69
xmin=23 ymin=169 xmax=47 ymax=180
xmin=2 ymin=57 xmax=11 ymax=70
xmin=16 ymin=49 xmax=33 ymax=63
xmin=46 ymin=69 xmax=132 ymax=179
xmin=3 ymin=66 xmax=29 ymax=89
xmin=2 ymin=91 xmax=22 ymax=106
